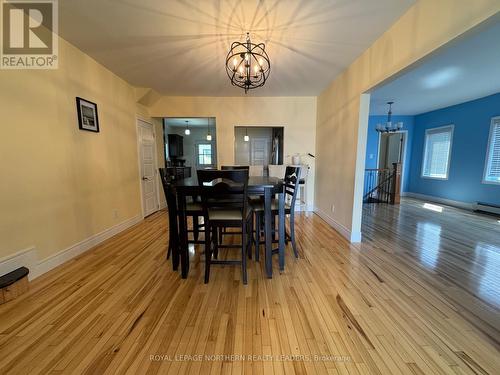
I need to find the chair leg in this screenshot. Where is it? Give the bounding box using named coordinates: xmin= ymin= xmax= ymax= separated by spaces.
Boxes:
xmin=212 ymin=226 xmax=219 ymax=259
xmin=248 ymin=214 xmax=253 ymax=259
xmin=218 ymin=227 xmax=223 ymax=245
xmin=254 ymin=213 xmax=260 ymax=261
xmin=242 ymin=222 xmax=248 ymax=285
xmin=204 ymin=225 xmax=212 ymax=283
xmin=290 ymin=214 xmax=298 ymax=258
xmin=193 ymin=215 xmax=199 ymax=241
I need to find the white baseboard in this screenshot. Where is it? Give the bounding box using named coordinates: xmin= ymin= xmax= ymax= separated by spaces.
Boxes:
xmin=295 ymin=203 xmax=314 ymax=212
xmin=403 ymin=192 xmax=473 ymax=211
xmin=314 ymin=207 xmax=361 ymax=243
xmin=1 ymin=215 xmax=143 ymax=281
xmin=0 ymin=247 xmax=37 ymax=281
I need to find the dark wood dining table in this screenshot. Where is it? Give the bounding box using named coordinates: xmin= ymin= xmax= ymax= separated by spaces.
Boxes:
xmin=173 ymin=176 xmax=285 ymax=279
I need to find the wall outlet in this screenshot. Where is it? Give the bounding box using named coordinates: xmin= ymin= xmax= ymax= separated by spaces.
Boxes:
xmin=331 ymin=204 xmax=335 ymax=213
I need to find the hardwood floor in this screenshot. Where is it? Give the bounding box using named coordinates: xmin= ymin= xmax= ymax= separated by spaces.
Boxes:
xmin=0 ymin=198 xmax=499 ymax=374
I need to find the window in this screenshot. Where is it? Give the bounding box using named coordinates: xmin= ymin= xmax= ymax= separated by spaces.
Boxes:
xmin=421 ymin=125 xmax=453 ymax=179
xmin=197 ymin=143 xmax=212 ymax=166
xmin=483 ymin=117 xmax=500 ymax=184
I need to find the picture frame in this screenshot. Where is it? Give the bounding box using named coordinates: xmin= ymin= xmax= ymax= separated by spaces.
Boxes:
xmin=76 ymin=97 xmax=99 ymax=132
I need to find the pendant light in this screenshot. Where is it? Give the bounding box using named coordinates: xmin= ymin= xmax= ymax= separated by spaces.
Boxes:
xmin=376 ymin=102 xmax=403 ymax=133
xmin=225 ymin=33 xmax=271 ymax=94
xmin=244 ymin=127 xmax=249 ymax=142
xmin=184 ymin=120 xmax=190 ymax=135
xmin=206 ymin=118 xmax=212 ymax=141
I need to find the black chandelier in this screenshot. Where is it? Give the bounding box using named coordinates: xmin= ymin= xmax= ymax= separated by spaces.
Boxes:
xmin=225 ymin=33 xmax=270 ymax=93
xmin=376 ymin=101 xmax=403 ymax=133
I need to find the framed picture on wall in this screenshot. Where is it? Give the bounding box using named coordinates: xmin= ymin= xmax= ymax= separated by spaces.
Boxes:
xmin=76 ymin=97 xmax=100 ymax=132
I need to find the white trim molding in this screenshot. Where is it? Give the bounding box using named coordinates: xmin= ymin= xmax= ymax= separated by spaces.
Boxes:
xmin=421 ymin=124 xmax=454 ymax=180
xmin=1 ymin=215 xmax=142 ymax=281
xmin=0 ymin=247 xmax=37 ymax=281
xmin=314 ymin=207 xmax=362 ymax=243
xmin=403 ymin=192 xmax=473 ymax=211
xmin=482 ymin=116 xmax=500 ymax=185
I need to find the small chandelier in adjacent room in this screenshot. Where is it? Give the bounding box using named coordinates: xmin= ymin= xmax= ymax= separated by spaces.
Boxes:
xmin=244 ymin=127 xmax=249 ymax=142
xmin=376 ymin=101 xmax=403 ymax=133
xmin=206 ymin=118 xmax=212 ymax=141
xmin=226 ymin=33 xmax=270 ymax=94
xmin=184 ymin=120 xmax=190 ymax=135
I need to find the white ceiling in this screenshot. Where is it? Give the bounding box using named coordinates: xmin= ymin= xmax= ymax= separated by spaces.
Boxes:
xmin=370 ymin=18 xmax=500 ymax=115
xmin=165 ymin=117 xmax=215 ymax=127
xmin=59 ymin=0 xmax=414 ymax=96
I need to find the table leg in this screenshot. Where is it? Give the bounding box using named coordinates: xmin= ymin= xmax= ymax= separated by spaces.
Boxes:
xmin=278 ymin=190 xmax=285 ymax=272
xmin=177 ymin=193 xmax=189 ymax=278
xmin=264 ymin=187 xmax=272 ymax=278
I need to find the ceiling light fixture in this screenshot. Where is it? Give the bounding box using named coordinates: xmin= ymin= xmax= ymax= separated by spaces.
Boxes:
xmin=376 ymin=102 xmax=403 ymax=133
xmin=226 ymin=33 xmax=270 ymax=94
xmin=184 ymin=120 xmax=190 ymax=135
xmin=244 ymin=127 xmax=249 ymax=142
xmin=206 ymin=118 xmax=212 ymax=141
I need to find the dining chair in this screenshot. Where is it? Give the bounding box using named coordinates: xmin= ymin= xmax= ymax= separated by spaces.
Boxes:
xmin=159 ymin=169 xmax=204 ymax=255
xmin=252 ymin=166 xmax=301 ymax=260
xmin=268 ymin=164 xmax=286 ymax=179
xmin=159 ymin=168 xmax=179 ymax=263
xmin=198 ymin=170 xmax=252 ymax=284
xmin=198 ymin=165 xmax=253 ymax=245
xmin=249 ymin=165 xmax=263 ymax=176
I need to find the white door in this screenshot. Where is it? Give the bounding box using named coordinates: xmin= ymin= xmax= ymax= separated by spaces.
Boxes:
xmin=250 ymin=137 xmax=271 ymax=166
xmin=137 ymin=120 xmax=159 ymax=217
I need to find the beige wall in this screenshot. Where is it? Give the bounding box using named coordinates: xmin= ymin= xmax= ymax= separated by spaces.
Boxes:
xmin=315 ymin=0 xmax=500 ymax=241
xmin=0 ymin=37 xmax=144 ymax=262
xmin=149 ymin=96 xmax=317 ymax=208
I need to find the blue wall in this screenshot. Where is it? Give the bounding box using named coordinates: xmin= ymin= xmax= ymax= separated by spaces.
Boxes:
xmin=365 ymin=115 xmax=415 ymax=192
xmin=408 ymin=92 xmax=500 ymax=205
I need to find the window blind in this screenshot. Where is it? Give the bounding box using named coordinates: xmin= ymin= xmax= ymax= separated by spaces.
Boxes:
xmin=484 ymin=118 xmax=500 ymax=183
xmin=422 ymin=126 xmax=453 ymax=179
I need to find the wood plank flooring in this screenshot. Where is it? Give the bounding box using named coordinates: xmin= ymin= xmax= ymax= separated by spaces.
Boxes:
xmin=0 ymin=198 xmax=499 ymax=374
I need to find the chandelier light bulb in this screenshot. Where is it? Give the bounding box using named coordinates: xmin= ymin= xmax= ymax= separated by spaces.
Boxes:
xmin=185 ymin=128 xmax=190 ymax=135
xmin=206 ymin=134 xmax=212 ymax=141
xmin=244 ymin=135 xmax=249 ymax=142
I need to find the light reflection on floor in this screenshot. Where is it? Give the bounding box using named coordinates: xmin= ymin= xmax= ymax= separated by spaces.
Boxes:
xmin=474 ymin=242 xmax=500 ymax=308
xmin=422 ymin=202 xmax=444 ymax=213
xmin=416 ymin=221 xmax=442 ymax=269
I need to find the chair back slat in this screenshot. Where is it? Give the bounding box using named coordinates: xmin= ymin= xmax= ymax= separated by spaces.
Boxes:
xmin=197 ymin=169 xmax=249 ymax=218
xmin=283 ymin=166 xmax=301 ymax=209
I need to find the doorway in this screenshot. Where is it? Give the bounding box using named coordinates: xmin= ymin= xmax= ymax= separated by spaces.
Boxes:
xmin=137 ymin=119 xmax=159 ymax=217
xmin=234 ymin=126 xmax=284 ymax=169
xmin=250 ymin=137 xmax=271 ymax=166
xmin=377 ymin=131 xmax=407 ymax=192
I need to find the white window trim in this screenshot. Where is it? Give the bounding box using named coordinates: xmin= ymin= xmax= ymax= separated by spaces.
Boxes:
xmin=195 ymin=141 xmax=214 ymax=167
xmin=482 ymin=116 xmax=500 ymax=185
xmin=420 ymin=124 xmax=454 ymax=180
